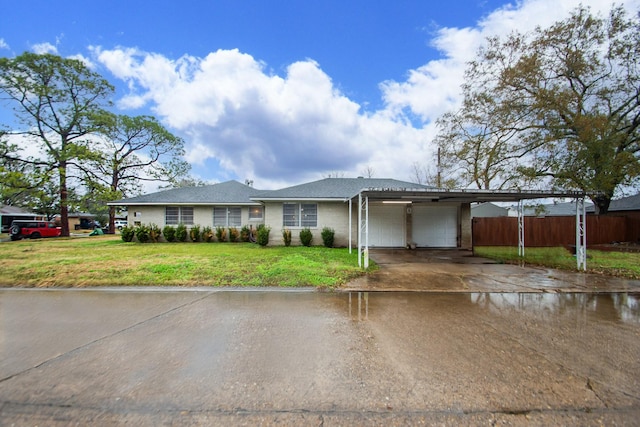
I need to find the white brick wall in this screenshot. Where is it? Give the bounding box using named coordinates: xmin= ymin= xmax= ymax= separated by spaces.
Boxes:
xmin=263 ymin=201 xmax=356 ymax=247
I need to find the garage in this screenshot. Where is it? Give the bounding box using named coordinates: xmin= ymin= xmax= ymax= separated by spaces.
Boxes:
xmin=367 ymin=204 xmax=406 ymax=247
xmin=412 ymin=205 xmax=458 ymax=247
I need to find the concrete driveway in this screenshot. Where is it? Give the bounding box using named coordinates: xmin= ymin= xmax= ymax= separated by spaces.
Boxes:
xmin=342 ymin=249 xmax=640 ymax=293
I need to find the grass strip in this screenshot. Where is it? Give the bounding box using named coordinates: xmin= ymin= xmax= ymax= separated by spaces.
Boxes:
xmin=0 ymin=235 xmax=373 ymax=289
xmin=474 ymin=246 xmax=640 ymax=280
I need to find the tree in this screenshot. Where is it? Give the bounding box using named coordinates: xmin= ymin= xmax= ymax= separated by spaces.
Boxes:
xmin=360 ymin=165 xmax=375 ymax=178
xmin=85 ymin=114 xmax=190 ymax=233
xmin=0 ymin=53 xmax=114 ymax=235
xmin=160 ymin=176 xmax=209 ymax=189
xmin=435 ymin=92 xmax=541 ymax=190
xmin=445 ymin=6 xmax=640 ymax=213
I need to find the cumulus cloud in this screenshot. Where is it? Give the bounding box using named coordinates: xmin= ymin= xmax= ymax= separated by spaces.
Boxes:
xmin=0 ymin=38 xmax=9 ymax=50
xmin=93 ymin=46 xmax=431 ymax=187
xmin=31 ymin=42 xmax=58 ymax=55
xmin=92 ymin=0 xmax=640 ymax=188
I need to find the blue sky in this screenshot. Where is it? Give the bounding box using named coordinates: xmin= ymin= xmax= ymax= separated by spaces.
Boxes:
xmin=1 ymin=0 xmax=637 ymax=190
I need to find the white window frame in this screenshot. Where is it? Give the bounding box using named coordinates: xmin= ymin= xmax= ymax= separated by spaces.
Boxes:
xmin=282 ymin=203 xmax=317 ymax=228
xmin=213 ymin=207 xmax=242 ymax=227
xmin=165 ymin=206 xmax=194 ymax=225
xmin=248 ymin=206 xmax=264 ymax=220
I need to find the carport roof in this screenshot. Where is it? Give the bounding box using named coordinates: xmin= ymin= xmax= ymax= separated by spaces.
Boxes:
xmin=355 ymin=187 xmax=586 ymax=203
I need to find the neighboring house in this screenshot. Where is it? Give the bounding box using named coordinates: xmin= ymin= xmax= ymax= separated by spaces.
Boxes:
xmin=507 ymin=200 xmax=595 ymax=217
xmin=109 ymin=177 xmax=583 ymax=250
xmin=604 ymin=193 xmax=640 ymax=217
xmin=52 ymin=212 xmax=98 ymax=231
xmin=0 ymin=205 xmax=45 ymax=233
xmin=471 ymin=202 xmax=508 ymax=218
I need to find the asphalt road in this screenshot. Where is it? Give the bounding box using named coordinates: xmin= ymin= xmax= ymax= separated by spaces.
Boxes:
xmin=1 ymin=289 xmax=639 ymax=425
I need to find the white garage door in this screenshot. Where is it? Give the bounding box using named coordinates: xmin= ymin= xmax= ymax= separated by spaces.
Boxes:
xmin=367 ymin=204 xmax=406 ymax=247
xmin=412 ymin=205 xmax=458 ymax=247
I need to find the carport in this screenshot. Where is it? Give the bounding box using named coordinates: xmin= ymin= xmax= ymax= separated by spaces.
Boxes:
xmin=347 ymin=187 xmax=587 ymax=270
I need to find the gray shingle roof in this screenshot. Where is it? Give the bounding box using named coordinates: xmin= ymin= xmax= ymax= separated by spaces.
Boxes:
xmin=110 ymin=180 xmax=262 ymax=205
xmin=608 ymin=193 xmax=640 ymax=211
xmin=253 ymin=178 xmax=430 ymax=200
xmin=510 ymin=201 xmax=595 ymax=216
xmin=1 ymin=204 xmax=34 ymax=215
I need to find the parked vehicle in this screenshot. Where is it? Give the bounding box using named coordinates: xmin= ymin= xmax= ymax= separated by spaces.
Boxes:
xmin=10 ymin=220 xmax=62 ymax=241
xmin=74 ymin=218 xmax=97 ymax=230
xmin=114 ymin=220 xmax=128 ymax=230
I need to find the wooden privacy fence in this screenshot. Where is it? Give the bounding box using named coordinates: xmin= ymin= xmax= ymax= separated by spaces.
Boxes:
xmin=472 ymin=216 xmax=639 ymax=247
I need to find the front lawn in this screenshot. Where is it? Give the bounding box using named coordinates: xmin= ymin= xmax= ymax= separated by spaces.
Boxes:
xmin=0 ymin=235 xmax=370 ymax=289
xmin=474 ymin=246 xmax=640 ymax=280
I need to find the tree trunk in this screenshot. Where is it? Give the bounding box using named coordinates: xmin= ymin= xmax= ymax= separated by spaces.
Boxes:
xmin=592 ymin=193 xmax=611 ymax=215
xmin=59 ymin=162 xmax=70 ymax=237
xmin=108 ymin=205 xmax=116 ymax=234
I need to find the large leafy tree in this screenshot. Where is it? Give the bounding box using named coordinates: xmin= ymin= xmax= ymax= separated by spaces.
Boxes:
xmin=435 ymin=92 xmax=541 ymax=190
xmin=436 ymin=6 xmax=640 ymax=213
xmin=0 ymin=53 xmax=114 ymax=235
xmin=84 ymin=114 xmax=190 ymax=232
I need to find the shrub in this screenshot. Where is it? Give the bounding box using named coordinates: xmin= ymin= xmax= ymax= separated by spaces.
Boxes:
xmin=282 ymin=228 xmax=292 ymax=246
xmin=163 ymin=225 xmax=176 ymax=242
xmin=215 ymin=226 xmax=227 ymax=242
xmin=257 ymin=225 xmax=271 ymax=246
xmin=121 ymin=225 xmax=135 ymax=242
xmin=189 ymin=225 xmax=201 ymax=242
xmin=135 ymin=224 xmax=151 ymax=243
xmin=321 ymin=227 xmax=335 ymax=248
xmin=176 ymin=223 xmax=188 ymax=242
xmin=202 ymin=226 xmax=214 ymax=242
xmin=229 ymin=227 xmax=240 ymax=242
xmin=240 ymin=225 xmax=251 ymax=242
xmin=149 ymin=223 xmax=162 ymax=243
xmin=299 ymin=227 xmax=313 ymax=247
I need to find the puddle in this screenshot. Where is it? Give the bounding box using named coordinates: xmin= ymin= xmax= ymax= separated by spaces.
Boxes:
xmin=345 ymin=291 xmax=640 ymax=325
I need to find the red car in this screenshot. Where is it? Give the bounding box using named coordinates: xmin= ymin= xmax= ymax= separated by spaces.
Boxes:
xmin=10 ymin=220 xmax=62 ymax=241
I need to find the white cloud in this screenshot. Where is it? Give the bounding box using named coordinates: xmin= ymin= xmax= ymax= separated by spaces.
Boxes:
xmin=67 ymin=53 xmax=96 ymax=69
xmin=381 ymin=0 xmax=640 ymax=123
xmin=0 ymin=38 xmax=9 ymax=50
xmin=31 ymin=42 xmax=58 ymax=55
xmin=94 ymin=46 xmax=432 ymax=187
xmin=92 ymin=0 xmax=640 ymax=188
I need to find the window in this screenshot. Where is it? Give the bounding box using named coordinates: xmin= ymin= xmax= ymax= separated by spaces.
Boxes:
xmin=213 ymin=207 xmax=241 ymax=227
xmin=165 ymin=206 xmax=194 ymax=225
xmin=165 ymin=207 xmax=179 ymax=224
xmin=249 ymin=206 xmax=264 ymax=220
xmin=283 ymin=203 xmax=317 ymax=227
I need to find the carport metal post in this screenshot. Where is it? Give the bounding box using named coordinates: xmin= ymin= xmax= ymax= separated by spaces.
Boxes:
xmin=357 ymin=192 xmax=369 ymax=268
xmin=518 ymin=199 xmax=525 ymax=257
xmin=348 ymin=198 xmax=352 ymax=254
xmin=576 ymin=196 xmax=587 ymax=271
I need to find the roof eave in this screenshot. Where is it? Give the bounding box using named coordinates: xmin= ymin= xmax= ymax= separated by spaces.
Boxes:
xmin=107 ymin=201 xmax=262 ymax=206
xmin=251 ymin=197 xmax=347 ymax=202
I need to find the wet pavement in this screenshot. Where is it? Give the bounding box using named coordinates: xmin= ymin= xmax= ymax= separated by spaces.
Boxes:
xmin=342 ymin=249 xmax=640 ymax=293
xmin=1 ymin=288 xmax=639 ymax=425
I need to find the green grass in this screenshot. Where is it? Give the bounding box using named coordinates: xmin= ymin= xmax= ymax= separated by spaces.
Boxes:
xmin=474 ymin=246 xmax=640 ymax=280
xmin=0 ymin=235 xmax=372 ymax=289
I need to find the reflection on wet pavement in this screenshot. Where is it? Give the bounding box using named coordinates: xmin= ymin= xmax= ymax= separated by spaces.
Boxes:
xmin=345 ymin=291 xmax=640 ymax=324
xmin=348 ymin=292 xmax=369 ymax=321
xmin=1 ymin=289 xmax=639 ymax=424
